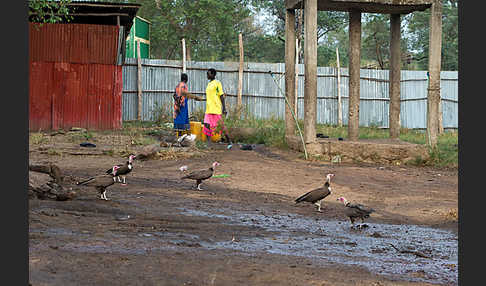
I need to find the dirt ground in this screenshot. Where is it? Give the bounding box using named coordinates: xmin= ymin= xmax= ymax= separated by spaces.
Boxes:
xmin=28 ymin=132 xmax=458 ymax=286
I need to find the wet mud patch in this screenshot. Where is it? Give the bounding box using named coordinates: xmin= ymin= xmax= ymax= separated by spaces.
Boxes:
xmin=179 ymin=207 xmax=458 ymax=285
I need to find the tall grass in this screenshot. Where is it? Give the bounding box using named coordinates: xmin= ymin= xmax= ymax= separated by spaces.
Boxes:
xmin=223 ymin=108 xmax=457 ymax=168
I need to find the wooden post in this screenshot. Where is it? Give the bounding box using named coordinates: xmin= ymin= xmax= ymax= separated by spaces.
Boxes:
xmin=181 ymin=38 xmax=186 ymax=73
xmin=285 ymin=8 xmax=296 ymax=137
xmin=426 ymin=0 xmax=442 ymax=147
xmin=336 ymin=47 xmax=342 ymax=127
xmin=389 ymin=13 xmax=401 ymax=139
xmin=303 ymin=0 xmax=317 ymax=144
xmin=295 ymin=8 xmax=303 ymax=118
xmin=137 ymin=41 xmax=142 ymax=121
xmin=348 ymin=10 xmax=361 ymax=141
xmin=438 ymin=95 xmax=444 ymax=133
xmin=237 ymin=33 xmax=244 ymax=115
xmin=295 ymin=38 xmax=299 ymax=117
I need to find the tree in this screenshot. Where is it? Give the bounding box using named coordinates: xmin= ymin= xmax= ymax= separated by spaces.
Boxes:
xmin=405 ymin=0 xmax=458 ymax=71
xmin=28 ymin=0 xmax=73 ymax=24
xmin=129 ymin=0 xmax=256 ymax=61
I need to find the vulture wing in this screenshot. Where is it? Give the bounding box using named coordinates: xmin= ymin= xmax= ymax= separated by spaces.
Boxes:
xmin=347 ymin=202 xmax=375 ymax=214
xmin=295 ymin=183 xmax=331 ymax=204
xmin=77 ymin=174 xmax=115 ymax=188
xmin=181 ymin=168 xmax=214 ymax=181
xmin=115 ymin=163 xmax=132 ymax=176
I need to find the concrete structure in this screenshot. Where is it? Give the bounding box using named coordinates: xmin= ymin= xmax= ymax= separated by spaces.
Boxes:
xmin=284 ymin=0 xmax=442 ymax=151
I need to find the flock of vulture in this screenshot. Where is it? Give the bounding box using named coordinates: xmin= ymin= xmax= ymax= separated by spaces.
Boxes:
xmin=76 ymin=155 xmax=374 ymax=229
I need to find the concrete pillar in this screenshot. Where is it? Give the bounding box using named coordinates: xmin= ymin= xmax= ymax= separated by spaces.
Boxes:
xmin=389 ymin=13 xmax=401 ymax=139
xmin=285 ymin=8 xmax=296 ymax=138
xmin=348 ymin=10 xmax=361 ymax=141
xmin=426 ymin=0 xmax=442 ymax=147
xmin=303 ymin=0 xmax=317 ymax=144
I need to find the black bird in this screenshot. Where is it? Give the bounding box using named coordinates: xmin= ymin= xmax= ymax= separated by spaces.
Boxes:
xmin=77 ymin=166 xmax=120 ymax=200
xmin=337 ymin=196 xmax=375 ymax=228
xmin=295 ymin=173 xmax=335 ymax=212
xmin=106 ymin=154 xmax=136 ymax=185
xmin=180 ymin=161 xmax=220 ymax=190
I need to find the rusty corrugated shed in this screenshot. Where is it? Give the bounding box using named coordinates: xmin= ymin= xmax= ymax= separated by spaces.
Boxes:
xmin=29 ymin=23 xmax=119 ymax=64
xmin=29 ymin=23 xmax=123 ymax=131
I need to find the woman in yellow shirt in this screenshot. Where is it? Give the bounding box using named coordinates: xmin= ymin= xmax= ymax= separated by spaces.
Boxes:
xmin=202 ymin=68 xmax=232 ymax=148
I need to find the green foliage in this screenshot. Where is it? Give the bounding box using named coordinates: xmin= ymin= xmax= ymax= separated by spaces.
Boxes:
xmin=405 ymin=0 xmax=458 ymax=70
xmin=152 ymin=101 xmax=174 ymax=126
xmin=220 ymin=106 xmax=287 ymax=148
xmin=29 ymin=133 xmax=48 ymax=145
xmin=129 ymin=0 xmax=255 ymax=61
xmin=123 ymin=0 xmax=456 ymax=71
xmin=29 ymin=0 xmax=73 ymax=24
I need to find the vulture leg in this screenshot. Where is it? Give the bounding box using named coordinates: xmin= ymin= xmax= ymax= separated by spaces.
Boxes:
xmin=102 ymin=190 xmax=109 ymax=200
xmin=349 ymin=217 xmax=356 ymax=228
xmin=117 ymin=176 xmax=122 ymax=183
xmin=314 ymin=200 xmax=322 ymax=212
xmin=196 ymin=180 xmax=203 ymax=191
xmin=359 ymin=218 xmax=368 ymax=229
xmin=122 ymin=176 xmax=127 ymax=185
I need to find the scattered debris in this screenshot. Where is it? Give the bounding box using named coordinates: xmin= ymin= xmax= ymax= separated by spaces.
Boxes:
xmin=80 ymin=142 xmax=97 ymax=148
xmin=389 ymin=243 xmax=431 ymax=259
xmin=331 ymin=155 xmax=342 ymax=163
xmin=239 ymin=144 xmax=254 ymax=151
xmin=69 ymin=127 xmax=87 ymax=133
xmin=29 ymin=162 xmax=78 ymax=201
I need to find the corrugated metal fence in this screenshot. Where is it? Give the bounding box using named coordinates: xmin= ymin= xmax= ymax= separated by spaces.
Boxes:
xmin=122 ymin=58 xmax=458 ymax=129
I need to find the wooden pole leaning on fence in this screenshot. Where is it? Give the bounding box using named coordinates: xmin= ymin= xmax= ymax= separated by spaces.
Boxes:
xmin=137 ymin=41 xmax=142 ymax=121
xmin=336 ymin=47 xmax=342 ymax=127
xmin=237 ymin=33 xmax=244 ymax=116
xmin=295 ymin=38 xmax=299 ymax=117
xmin=182 ymin=38 xmax=187 ymax=73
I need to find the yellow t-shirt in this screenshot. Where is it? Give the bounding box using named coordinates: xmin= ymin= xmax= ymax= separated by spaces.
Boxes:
xmin=205 ymin=79 xmax=224 ymax=114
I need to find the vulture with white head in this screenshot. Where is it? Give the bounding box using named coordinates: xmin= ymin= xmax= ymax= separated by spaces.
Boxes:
xmin=295 ymin=173 xmax=335 ymax=212
xmin=180 ymin=161 xmax=220 ymax=190
xmin=77 ymin=166 xmax=120 ymax=200
xmin=337 ymin=196 xmax=375 ymax=228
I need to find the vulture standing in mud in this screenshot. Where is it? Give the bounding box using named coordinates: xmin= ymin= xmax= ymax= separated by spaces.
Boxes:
xmin=180 ymin=161 xmax=220 ymax=190
xmin=106 ymin=154 xmax=136 ymax=185
xmin=337 ymin=196 xmax=375 ymax=228
xmin=77 ymin=166 xmax=120 ymax=200
xmin=295 ymin=173 xmax=335 ymax=212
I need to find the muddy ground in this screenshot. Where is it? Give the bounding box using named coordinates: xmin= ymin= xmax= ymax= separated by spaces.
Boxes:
xmin=29 ymin=132 xmax=458 ymax=286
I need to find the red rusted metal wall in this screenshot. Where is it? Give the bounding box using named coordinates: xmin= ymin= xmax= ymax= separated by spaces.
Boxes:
xmin=29 ymin=23 xmax=122 ymax=131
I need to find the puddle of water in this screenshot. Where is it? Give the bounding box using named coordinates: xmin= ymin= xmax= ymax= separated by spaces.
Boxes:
xmin=179 ymin=208 xmax=458 ymax=285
